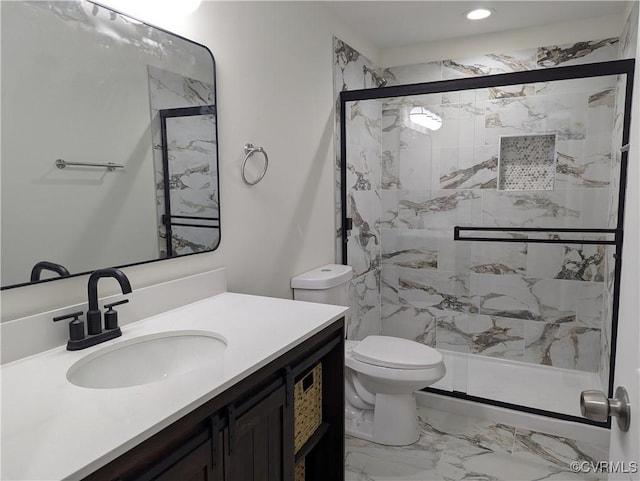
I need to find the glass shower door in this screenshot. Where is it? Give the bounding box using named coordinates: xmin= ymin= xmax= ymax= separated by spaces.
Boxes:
xmin=341 ymin=60 xmax=634 ymax=423
xmin=450 ymin=72 xmax=627 ymax=418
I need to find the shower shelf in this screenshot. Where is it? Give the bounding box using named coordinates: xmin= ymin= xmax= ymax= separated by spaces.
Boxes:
xmin=453 ymin=226 xmax=620 ymax=245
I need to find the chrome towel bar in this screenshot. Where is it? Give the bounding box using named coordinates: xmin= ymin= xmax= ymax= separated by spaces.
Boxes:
xmin=55 ymin=158 xmax=124 ymax=171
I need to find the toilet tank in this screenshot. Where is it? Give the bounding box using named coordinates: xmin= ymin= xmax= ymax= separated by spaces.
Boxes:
xmin=291 ymin=264 xmax=353 ymax=306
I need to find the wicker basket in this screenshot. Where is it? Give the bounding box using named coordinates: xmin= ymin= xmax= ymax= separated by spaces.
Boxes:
xmin=294 ymin=363 xmax=322 ymax=452
xmin=294 ymin=460 xmax=305 ymax=481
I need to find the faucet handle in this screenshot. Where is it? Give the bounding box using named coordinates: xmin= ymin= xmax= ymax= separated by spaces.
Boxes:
xmin=104 ymin=299 xmax=129 ymax=309
xmin=104 ymin=299 xmax=129 ymax=330
xmin=53 ymin=311 xmax=85 ymax=341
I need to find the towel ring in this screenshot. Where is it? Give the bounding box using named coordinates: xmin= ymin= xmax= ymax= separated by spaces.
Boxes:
xmin=242 ymin=143 xmax=269 ymax=185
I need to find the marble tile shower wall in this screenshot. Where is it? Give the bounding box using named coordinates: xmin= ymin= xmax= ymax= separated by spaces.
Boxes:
xmin=334 ymin=38 xmax=386 ymax=340
xmin=335 ymin=35 xmax=633 ymax=381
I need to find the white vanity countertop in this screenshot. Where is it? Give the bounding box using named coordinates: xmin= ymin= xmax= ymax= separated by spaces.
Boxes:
xmin=1 ymin=292 xmax=347 ymax=481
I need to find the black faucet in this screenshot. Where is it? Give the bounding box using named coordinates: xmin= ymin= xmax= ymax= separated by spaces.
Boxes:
xmin=30 ymin=261 xmax=70 ymax=282
xmin=87 ymin=268 xmax=132 ymax=335
xmin=54 ymin=267 xmax=132 ymax=350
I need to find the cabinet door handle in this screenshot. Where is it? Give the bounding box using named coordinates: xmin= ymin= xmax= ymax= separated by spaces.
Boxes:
xmin=285 ymin=367 xmax=294 ymax=408
xmin=210 ymin=414 xmax=221 ymax=468
xmin=226 ymin=405 xmax=235 ymax=456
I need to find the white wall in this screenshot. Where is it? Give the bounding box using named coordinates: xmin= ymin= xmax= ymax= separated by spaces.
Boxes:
xmin=0 ymin=1 xmax=379 ymax=321
xmin=380 ymin=13 xmax=627 ymax=67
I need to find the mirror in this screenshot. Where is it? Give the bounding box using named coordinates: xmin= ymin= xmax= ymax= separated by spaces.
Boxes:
xmin=0 ymin=0 xmax=220 ymax=289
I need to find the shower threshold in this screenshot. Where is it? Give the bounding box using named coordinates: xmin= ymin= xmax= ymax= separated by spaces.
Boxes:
xmin=429 ymin=350 xmax=602 ymax=419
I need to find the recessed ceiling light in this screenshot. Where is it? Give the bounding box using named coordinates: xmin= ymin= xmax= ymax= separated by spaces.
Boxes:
xmin=466 ymin=8 xmax=493 ymax=20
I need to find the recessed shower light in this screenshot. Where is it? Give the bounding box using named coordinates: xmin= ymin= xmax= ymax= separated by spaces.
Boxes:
xmin=466 ymin=8 xmax=493 ymax=20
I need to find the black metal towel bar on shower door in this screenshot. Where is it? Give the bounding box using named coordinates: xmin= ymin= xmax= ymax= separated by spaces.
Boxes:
xmin=160 ymin=105 xmax=218 ymax=257
xmin=453 ymin=227 xmax=621 ymax=245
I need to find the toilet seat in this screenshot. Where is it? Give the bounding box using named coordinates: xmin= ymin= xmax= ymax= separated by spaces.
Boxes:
xmin=350 ymin=335 xmax=442 ymax=369
xmin=345 ymin=336 xmax=445 ymax=383
xmin=345 ymin=355 xmax=445 ymax=383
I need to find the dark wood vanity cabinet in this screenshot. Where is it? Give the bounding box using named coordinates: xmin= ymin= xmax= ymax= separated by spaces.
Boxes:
xmin=226 ymin=383 xmax=291 ymax=480
xmin=83 ymin=319 xmax=344 ymax=481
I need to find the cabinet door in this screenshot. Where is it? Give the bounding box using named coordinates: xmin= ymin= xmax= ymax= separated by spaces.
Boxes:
xmin=226 ymin=383 xmax=293 ymax=481
xmin=127 ymin=428 xmax=224 ymax=481
xmin=153 ymin=438 xmax=214 ymax=481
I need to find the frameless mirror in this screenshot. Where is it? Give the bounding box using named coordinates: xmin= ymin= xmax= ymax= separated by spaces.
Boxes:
xmin=1 ymin=0 xmax=220 ymax=289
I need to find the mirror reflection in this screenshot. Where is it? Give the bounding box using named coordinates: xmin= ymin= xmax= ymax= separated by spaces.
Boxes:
xmin=1 ymin=0 xmax=220 ymax=289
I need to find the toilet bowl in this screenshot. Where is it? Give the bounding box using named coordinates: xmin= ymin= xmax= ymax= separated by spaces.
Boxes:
xmin=291 ymin=264 xmax=446 ymax=446
xmin=344 ymin=336 xmax=445 ymax=445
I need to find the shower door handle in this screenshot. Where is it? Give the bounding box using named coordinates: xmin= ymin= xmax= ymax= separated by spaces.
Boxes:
xmin=580 ymin=386 xmax=630 ymax=431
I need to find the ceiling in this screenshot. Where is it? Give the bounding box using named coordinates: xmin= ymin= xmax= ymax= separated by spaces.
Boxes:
xmin=322 ymin=1 xmax=631 ymax=49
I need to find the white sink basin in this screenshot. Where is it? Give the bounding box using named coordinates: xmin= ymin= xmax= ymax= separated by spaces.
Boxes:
xmin=67 ymin=330 xmax=227 ymax=389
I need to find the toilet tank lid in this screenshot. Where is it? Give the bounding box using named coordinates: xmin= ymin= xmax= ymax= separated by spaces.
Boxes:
xmin=291 ymin=264 xmax=353 ymax=289
xmin=351 ymin=335 xmax=442 ymax=369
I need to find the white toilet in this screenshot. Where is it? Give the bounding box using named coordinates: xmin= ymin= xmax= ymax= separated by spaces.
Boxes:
xmin=291 ymin=264 xmax=446 ymax=446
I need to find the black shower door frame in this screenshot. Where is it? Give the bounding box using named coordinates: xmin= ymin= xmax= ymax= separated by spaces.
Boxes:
xmin=339 ymin=59 xmax=635 ymax=427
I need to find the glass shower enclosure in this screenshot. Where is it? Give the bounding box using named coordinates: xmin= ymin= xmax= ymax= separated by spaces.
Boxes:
xmin=340 ymin=60 xmax=634 ymax=425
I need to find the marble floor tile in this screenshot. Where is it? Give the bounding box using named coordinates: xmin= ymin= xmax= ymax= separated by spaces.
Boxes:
xmin=345 ymin=406 xmax=608 ymax=481
xmin=512 ymin=428 xmax=608 ymax=477
xmin=346 ymin=451 xmax=442 ymax=480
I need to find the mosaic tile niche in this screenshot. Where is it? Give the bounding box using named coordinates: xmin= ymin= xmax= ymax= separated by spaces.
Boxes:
xmin=498 ymin=134 xmax=556 ymax=191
